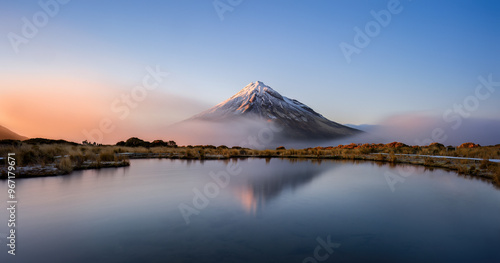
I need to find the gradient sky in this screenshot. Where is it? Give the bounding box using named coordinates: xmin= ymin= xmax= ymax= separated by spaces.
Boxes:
xmin=1 ymin=0 xmax=499 ymax=144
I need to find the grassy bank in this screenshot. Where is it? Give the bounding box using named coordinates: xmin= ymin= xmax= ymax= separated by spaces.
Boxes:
xmin=0 ymin=142 xmax=129 ymax=178
xmin=0 ymin=140 xmax=499 ymax=186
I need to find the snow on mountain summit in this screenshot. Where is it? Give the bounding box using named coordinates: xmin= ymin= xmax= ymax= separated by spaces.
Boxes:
xmin=195 ymin=81 xmax=324 ymax=121
xmin=185 ymin=81 xmax=361 ymax=141
xmin=232 ymin=81 xmax=282 ymax=100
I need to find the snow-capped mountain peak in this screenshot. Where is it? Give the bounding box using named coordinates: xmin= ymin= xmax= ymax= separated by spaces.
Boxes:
xmin=232 ymin=81 xmax=281 ymax=100
xmin=197 ymin=81 xmax=320 ymax=119
xmin=186 ymin=81 xmax=360 ymax=140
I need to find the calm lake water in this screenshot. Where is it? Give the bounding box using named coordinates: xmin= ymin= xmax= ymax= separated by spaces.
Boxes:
xmin=1 ymin=158 xmax=500 ymax=263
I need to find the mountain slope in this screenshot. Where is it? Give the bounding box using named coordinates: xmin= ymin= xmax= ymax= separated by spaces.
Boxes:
xmin=185 ymin=81 xmax=360 ymax=141
xmin=0 ymin=125 xmax=28 ymax=140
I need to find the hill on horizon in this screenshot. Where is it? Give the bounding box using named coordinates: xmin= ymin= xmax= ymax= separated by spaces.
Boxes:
xmin=0 ymin=125 xmax=28 ymax=141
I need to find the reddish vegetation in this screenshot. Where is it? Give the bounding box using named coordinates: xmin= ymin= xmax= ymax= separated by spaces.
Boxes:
xmin=385 ymin=142 xmax=409 ymax=148
xmin=334 ymin=142 xmax=409 ymax=150
xmin=458 ymin=142 xmax=481 ymax=148
xmin=429 ymin=142 xmax=445 ymax=148
xmin=335 ymin=143 xmax=359 ymax=149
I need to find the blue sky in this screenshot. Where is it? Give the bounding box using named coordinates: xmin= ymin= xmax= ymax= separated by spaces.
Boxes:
xmin=1 ymin=0 xmax=499 ymax=143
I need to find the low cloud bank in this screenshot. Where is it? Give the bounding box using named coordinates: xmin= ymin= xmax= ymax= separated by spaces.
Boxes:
xmin=336 ymin=113 xmax=500 ymax=146
xmin=165 ymin=112 xmax=500 ymax=148
xmin=166 ymin=118 xmax=277 ymax=148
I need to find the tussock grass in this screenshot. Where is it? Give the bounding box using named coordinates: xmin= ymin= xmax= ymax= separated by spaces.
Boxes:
xmin=1 ymin=140 xmax=499 ymax=185
xmin=495 ymin=167 xmax=500 ymax=184
xmin=388 ymin=152 xmax=397 ymax=163
xmin=0 ymin=143 xmax=129 ymax=177
xmin=424 ymin=158 xmax=435 ymax=166
xmin=57 ymin=156 xmax=73 ymax=174
xmin=99 ymin=148 xmax=116 ymax=162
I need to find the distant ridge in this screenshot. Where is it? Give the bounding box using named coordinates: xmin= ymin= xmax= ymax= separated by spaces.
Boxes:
xmin=0 ymin=125 xmax=28 ymax=141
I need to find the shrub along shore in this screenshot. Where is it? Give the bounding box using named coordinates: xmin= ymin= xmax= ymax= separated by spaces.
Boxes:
xmin=0 ymin=138 xmax=499 ymax=186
